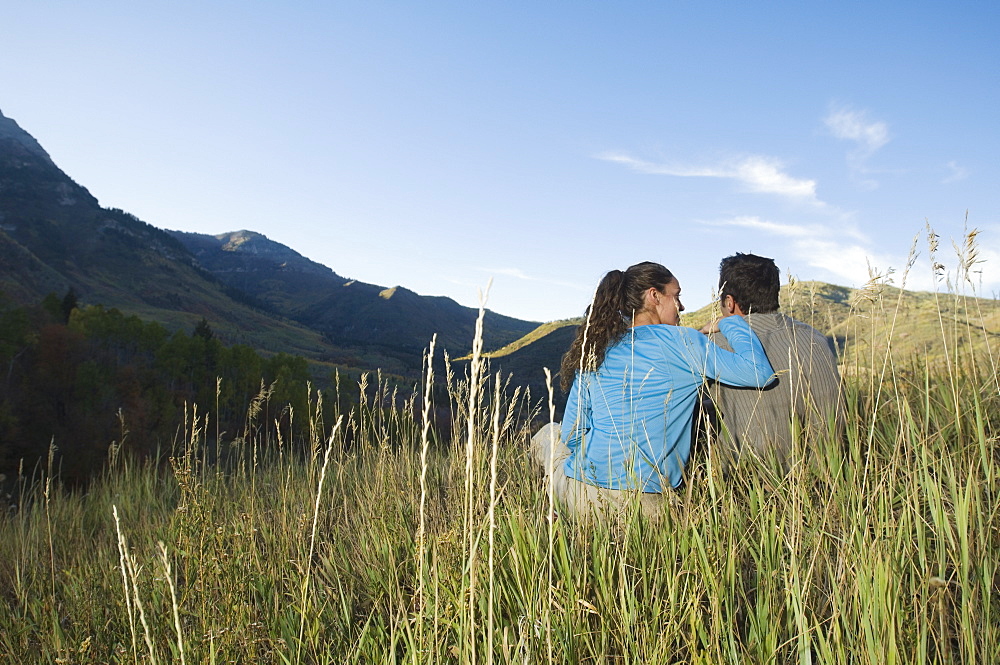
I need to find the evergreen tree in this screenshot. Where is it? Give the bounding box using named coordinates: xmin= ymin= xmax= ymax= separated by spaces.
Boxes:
xmin=60 ymin=287 xmax=78 ymax=323
xmin=193 ymin=318 xmax=214 ymax=341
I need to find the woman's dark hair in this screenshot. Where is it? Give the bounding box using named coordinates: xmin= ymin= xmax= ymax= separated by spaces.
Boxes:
xmin=559 ymin=261 xmax=675 ymax=391
xmin=718 ymin=253 xmax=780 ymax=314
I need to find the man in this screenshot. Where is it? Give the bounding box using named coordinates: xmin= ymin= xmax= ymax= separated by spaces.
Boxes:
xmin=702 ymin=253 xmax=843 ymax=471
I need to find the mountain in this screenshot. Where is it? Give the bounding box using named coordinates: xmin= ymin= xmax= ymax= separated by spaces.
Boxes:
xmin=0 ymin=108 xmax=537 ymax=379
xmin=0 ymin=110 xmax=335 ymax=357
xmin=168 ymin=230 xmax=538 ymax=374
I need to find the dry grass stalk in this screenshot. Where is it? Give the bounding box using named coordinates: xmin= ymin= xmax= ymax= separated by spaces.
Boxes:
xmin=415 ymin=333 xmax=436 ymax=663
xmin=158 ymin=541 xmax=185 ymax=665
xmin=463 ymin=280 xmax=490 ymax=665
xmin=296 ymin=414 xmax=344 ymax=661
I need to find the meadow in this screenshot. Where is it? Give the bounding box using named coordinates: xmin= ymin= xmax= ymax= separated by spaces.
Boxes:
xmin=0 ymin=239 xmax=998 ymax=664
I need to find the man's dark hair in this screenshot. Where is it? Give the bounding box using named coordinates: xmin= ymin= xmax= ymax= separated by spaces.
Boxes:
xmin=719 ymin=253 xmax=780 ymax=314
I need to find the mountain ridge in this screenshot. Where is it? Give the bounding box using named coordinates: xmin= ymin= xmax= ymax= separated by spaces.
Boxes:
xmin=166 ymin=228 xmax=539 ymax=368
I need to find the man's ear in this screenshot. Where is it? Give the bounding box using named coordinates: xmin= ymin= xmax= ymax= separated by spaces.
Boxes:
xmin=721 ymin=294 xmax=734 ymax=314
xmin=722 ymin=294 xmax=745 ymax=316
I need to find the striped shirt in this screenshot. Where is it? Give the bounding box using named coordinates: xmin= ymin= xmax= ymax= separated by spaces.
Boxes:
xmin=708 ymin=312 xmax=843 ymax=469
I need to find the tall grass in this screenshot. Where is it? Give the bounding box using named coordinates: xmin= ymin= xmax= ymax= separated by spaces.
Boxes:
xmin=0 ymin=241 xmax=997 ymax=663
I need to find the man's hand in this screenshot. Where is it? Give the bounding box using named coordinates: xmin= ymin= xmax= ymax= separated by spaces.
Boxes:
xmin=700 ymin=320 xmax=720 ymax=335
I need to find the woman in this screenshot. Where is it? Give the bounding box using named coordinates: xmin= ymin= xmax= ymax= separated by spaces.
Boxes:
xmin=535 ymin=261 xmax=774 ymax=518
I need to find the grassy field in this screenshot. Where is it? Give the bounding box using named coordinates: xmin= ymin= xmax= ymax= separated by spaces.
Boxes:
xmin=1 ymin=256 xmax=998 ymax=663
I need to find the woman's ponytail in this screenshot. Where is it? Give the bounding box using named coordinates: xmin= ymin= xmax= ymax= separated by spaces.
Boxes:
xmin=559 ymin=262 xmax=674 ymax=391
xmin=590 ymin=268 xmax=628 ymax=326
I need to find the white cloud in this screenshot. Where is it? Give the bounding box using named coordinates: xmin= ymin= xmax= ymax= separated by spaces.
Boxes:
xmin=479 ymin=266 xmax=590 ymax=291
xmin=732 ymin=156 xmax=818 ymax=199
xmin=489 ymin=267 xmax=532 ymax=280
xmin=824 ymin=106 xmax=890 ymax=155
xmin=599 ymin=152 xmax=820 ymax=204
xmin=794 ymin=238 xmax=893 ymax=284
xmin=702 ymin=215 xmax=814 ymax=238
xmin=700 ymin=209 xmax=1000 ymax=302
xmin=973 ymin=246 xmax=1000 ymax=294
xmin=824 ymin=105 xmax=891 ymax=189
xmin=706 ymin=215 xmax=919 ymax=290
xmin=943 ymin=160 xmax=969 ymax=184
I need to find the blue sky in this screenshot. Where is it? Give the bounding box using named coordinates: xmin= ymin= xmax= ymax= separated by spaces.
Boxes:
xmin=2 ymin=1 xmax=997 ymax=322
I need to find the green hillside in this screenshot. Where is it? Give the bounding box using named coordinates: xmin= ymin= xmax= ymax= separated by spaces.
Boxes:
xmin=462 ymin=319 xmax=581 ymax=401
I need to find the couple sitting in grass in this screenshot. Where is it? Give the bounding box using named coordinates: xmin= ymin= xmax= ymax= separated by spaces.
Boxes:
xmin=531 ymin=253 xmax=842 ymax=519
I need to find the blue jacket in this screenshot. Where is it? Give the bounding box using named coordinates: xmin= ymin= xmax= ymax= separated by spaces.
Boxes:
xmin=561 ymin=316 xmax=774 ymax=491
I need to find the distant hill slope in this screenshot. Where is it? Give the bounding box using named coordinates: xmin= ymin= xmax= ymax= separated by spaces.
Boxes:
xmin=710 ymin=280 xmax=1000 ymax=369
xmin=465 ymin=320 xmax=580 ymax=403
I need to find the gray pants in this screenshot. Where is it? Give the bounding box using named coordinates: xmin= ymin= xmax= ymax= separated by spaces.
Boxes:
xmin=529 ymin=422 xmax=671 ymax=521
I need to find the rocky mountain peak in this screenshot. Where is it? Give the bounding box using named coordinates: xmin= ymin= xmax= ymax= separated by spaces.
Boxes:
xmin=0 ymin=108 xmax=54 ymax=165
xmin=214 ymin=230 xmax=310 ymax=263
